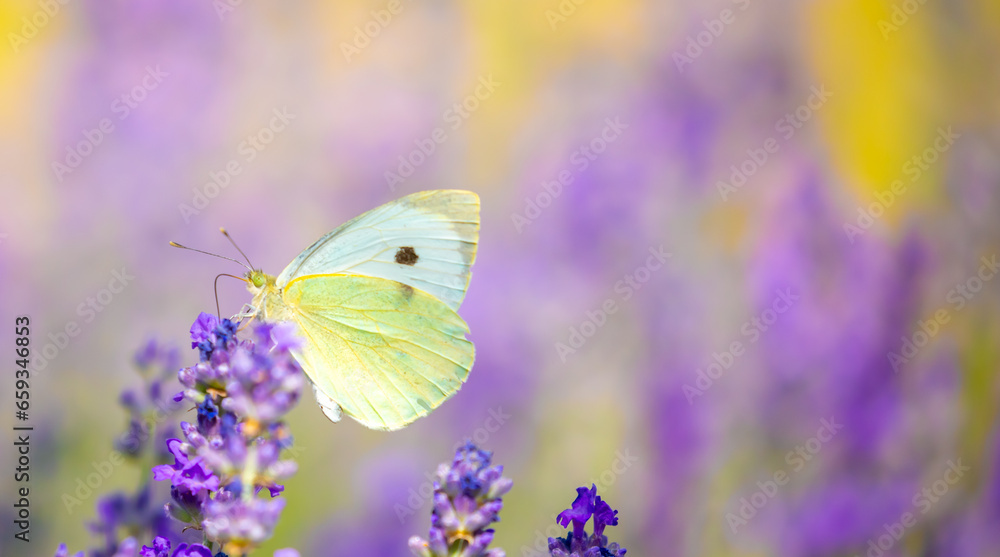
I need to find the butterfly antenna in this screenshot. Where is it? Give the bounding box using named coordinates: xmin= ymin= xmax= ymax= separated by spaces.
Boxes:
xmin=169 ymin=241 xmax=253 ymax=272
xmin=215 ymin=273 xmax=249 ymax=320
xmin=219 ymin=227 xmax=256 ymax=270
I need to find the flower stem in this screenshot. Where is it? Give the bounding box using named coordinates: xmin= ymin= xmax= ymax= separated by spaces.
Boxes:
xmin=242 ymin=443 xmax=257 ymax=502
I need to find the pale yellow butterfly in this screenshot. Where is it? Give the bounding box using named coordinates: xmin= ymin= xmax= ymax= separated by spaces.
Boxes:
xmin=189 ymin=190 xmax=479 ymax=431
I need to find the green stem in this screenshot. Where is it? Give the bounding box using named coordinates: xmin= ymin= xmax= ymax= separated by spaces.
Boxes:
xmin=242 ymin=443 xmax=258 ymax=502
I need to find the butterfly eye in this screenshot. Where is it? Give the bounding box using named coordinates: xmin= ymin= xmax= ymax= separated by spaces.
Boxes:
xmin=251 ymin=272 xmax=265 ymax=288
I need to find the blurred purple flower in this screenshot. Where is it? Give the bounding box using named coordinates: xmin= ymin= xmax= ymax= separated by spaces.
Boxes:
xmin=54 ymin=0 xmax=227 ymax=236
xmin=409 ymin=442 xmax=511 ymax=557
xmin=54 ymin=544 xmax=84 ymax=557
xmin=116 ymin=339 xmax=184 ymax=459
xmin=134 ymin=338 xmax=180 ymax=371
xmin=745 ymin=173 xmax=950 ymax=554
xmin=762 ymin=477 xmax=915 ymax=556
xmin=202 ymin=496 xmax=286 ymax=551
xmin=57 ymin=537 xmax=139 ymax=557
xmin=748 ymin=175 xmax=923 ymax=456
xmin=222 ymin=326 xmax=304 ymax=424
xmin=89 ymin=485 xmax=182 ymax=557
xmin=57 ymin=339 xmax=194 ymax=556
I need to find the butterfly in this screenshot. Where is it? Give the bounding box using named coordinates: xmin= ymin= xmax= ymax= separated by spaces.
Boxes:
xmin=177 ymin=190 xmax=479 ymax=431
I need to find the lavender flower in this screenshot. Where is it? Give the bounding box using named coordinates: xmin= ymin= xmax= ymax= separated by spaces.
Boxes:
xmin=409 ymin=442 xmax=513 ymax=557
xmin=156 ymin=313 xmax=304 ymax=555
xmin=88 ymin=484 xmax=182 ymax=557
xmin=55 ymin=538 xmax=137 ymax=557
xmin=116 ymin=338 xmax=184 ymax=460
xmin=202 ymin=497 xmax=287 ymax=552
xmin=139 ymin=536 xmax=213 ymax=557
xmin=54 ymin=544 xmax=84 ymax=557
xmin=58 ymin=314 xmax=303 ymax=556
xmin=57 ymin=339 xmax=194 ymax=557
xmin=548 ymin=485 xmax=626 ymax=557
xmin=58 ymin=534 xmax=219 ymax=557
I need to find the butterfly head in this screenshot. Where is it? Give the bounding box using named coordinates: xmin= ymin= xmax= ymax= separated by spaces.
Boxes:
xmin=247 ymin=270 xmax=266 ymax=288
xmin=245 ymin=269 xmax=276 ymax=292
xmin=244 ymin=270 xmax=287 ymax=322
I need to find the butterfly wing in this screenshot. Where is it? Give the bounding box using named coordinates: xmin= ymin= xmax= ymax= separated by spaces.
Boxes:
xmin=275 ymin=190 xmax=479 ymax=311
xmin=283 ymin=273 xmax=474 ymax=431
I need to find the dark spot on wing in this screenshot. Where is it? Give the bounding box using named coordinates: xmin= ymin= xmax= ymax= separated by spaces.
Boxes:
xmin=401 ymin=284 xmax=414 ymax=300
xmin=395 ymin=246 xmax=419 ymax=266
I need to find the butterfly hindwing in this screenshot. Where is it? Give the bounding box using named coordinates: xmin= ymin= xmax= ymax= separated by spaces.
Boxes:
xmin=282 ymin=273 xmax=474 ymax=431
xmin=275 ymin=190 xmax=479 ymax=311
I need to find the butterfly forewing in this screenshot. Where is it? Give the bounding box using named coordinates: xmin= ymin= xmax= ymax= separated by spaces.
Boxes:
xmin=275 ymin=190 xmax=479 ymax=311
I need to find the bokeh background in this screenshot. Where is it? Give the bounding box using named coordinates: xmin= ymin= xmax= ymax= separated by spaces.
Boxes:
xmin=2 ymin=0 xmax=1000 ymax=555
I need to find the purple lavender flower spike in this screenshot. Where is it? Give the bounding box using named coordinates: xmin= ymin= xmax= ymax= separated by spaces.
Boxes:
xmin=139 ymin=536 xmax=171 ymax=557
xmin=156 ymin=315 xmax=305 ymax=554
xmin=139 ymin=536 xmax=214 ymax=557
xmin=410 ymin=442 xmax=511 ymax=557
xmin=60 ymin=315 xmax=302 ymax=556
xmin=549 ymin=485 xmax=626 ymax=556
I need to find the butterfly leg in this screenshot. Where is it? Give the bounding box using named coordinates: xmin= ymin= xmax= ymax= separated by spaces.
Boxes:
xmin=230 ymin=303 xmax=258 ymax=323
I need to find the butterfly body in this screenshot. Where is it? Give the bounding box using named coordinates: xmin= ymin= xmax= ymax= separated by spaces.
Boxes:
xmin=242 ymin=190 xmax=480 ymax=431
